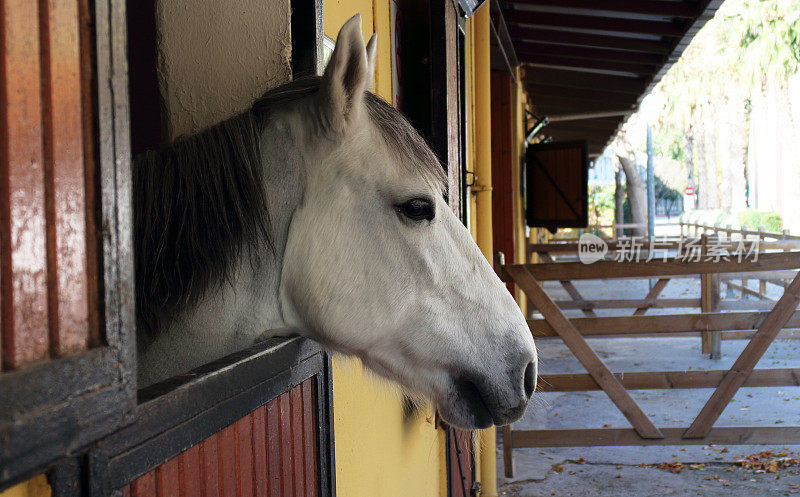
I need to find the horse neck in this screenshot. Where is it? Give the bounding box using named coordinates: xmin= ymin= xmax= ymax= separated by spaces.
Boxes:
xmin=139 ymin=116 xmax=306 ymax=386
xmin=188 ymin=116 xmax=306 ymax=334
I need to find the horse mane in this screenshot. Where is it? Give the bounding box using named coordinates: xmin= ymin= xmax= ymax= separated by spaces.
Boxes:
xmin=135 ymin=76 xmax=444 ymax=337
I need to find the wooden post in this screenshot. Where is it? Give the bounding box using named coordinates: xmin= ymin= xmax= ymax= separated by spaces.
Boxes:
xmin=758 ymin=226 xmax=767 ymax=299
xmin=502 ymin=425 xmax=514 ymax=477
xmin=684 ymin=271 xmax=800 ymax=438
xmin=700 ymin=235 xmax=721 ymax=358
xmin=741 ymin=225 xmax=748 ymax=298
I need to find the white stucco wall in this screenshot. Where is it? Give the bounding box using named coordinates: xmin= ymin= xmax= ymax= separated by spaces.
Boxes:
xmin=156 ymin=0 xmax=292 ymax=137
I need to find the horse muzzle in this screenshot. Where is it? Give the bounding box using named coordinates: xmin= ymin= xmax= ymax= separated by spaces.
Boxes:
xmin=440 ymin=355 xmax=537 ymax=429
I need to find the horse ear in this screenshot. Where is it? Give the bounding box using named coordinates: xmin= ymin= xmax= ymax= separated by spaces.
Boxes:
xmin=366 ymin=33 xmax=377 ymax=91
xmin=318 ymin=14 xmax=377 ymax=132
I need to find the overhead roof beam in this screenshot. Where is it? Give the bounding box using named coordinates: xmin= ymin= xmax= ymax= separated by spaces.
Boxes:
xmin=503 ymin=11 xmax=686 ymax=37
xmin=524 ymin=67 xmax=648 ymax=93
xmin=545 ymin=119 xmax=624 ymax=132
xmin=516 ymin=41 xmax=665 ymax=65
xmin=548 ymin=110 xmax=632 ymax=122
xmin=502 ymin=0 xmax=701 ymax=19
xmin=527 ymin=83 xmax=642 ymax=103
xmin=533 ymin=98 xmax=636 ymax=116
xmin=529 ymin=92 xmax=635 ymax=109
xmin=508 ymin=26 xmax=673 ymax=54
xmin=520 ymin=53 xmax=656 ymax=76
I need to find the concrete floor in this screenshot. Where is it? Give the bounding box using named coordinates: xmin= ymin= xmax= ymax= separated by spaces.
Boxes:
xmin=498 ymin=276 xmax=800 ymax=496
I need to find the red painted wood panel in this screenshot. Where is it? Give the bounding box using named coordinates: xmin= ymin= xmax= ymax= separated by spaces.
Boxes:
xmin=1 ymin=0 xmax=96 ymax=370
xmin=266 ymin=395 xmax=281 ymax=496
xmin=1 ymin=0 xmax=49 ymax=369
xmin=218 ymin=424 xmax=238 ymax=497
xmin=202 ymin=433 xmax=221 ymax=497
xmin=448 ymin=428 xmax=474 ymax=497
xmin=278 ymin=392 xmax=294 ymax=497
xmin=235 ymin=415 xmax=254 ymax=497
xmin=251 ymin=406 xmax=268 ymax=497
xmin=157 ymin=457 xmax=181 ymax=497
xmin=289 ymin=387 xmax=304 ymax=497
xmin=301 ymin=380 xmax=317 ymax=497
xmin=39 ymin=0 xmax=90 ymax=357
xmin=130 ymin=470 xmax=156 ymax=497
xmin=120 ymin=379 xmax=318 ymax=496
xmin=181 ymin=444 xmax=203 ymax=497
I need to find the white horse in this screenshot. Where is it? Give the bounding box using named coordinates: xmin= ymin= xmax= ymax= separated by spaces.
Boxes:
xmin=135 ymin=15 xmax=536 ymax=429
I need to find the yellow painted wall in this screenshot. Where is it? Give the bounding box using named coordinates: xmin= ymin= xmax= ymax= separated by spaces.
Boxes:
xmin=323 ymin=3 xmax=447 ymax=496
xmin=0 ymin=476 xmax=50 ymax=497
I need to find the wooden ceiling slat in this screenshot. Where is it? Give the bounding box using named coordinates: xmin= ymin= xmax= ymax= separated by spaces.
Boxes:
xmin=503 ymin=11 xmax=687 ymax=37
xmin=508 ymin=26 xmax=673 ymax=54
xmin=545 ymin=120 xmax=623 ymax=133
xmin=520 ymin=53 xmax=656 ymax=76
xmin=533 ymin=96 xmax=636 ymax=116
xmin=503 ymin=0 xmax=700 ymax=19
xmin=527 ymin=83 xmax=641 ymax=104
xmin=524 ymin=67 xmax=648 ymax=93
xmin=516 ymin=41 xmax=665 ymax=65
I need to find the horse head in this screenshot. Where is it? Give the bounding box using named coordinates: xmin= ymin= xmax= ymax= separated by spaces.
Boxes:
xmin=280 ymin=15 xmax=536 ymax=429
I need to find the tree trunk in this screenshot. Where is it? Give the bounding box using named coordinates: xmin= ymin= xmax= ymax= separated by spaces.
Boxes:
xmin=684 ymin=127 xmax=695 ymax=210
xmin=704 ymin=103 xmax=719 ymax=209
xmin=696 ymin=124 xmax=708 ymax=209
xmin=617 ymin=153 xmax=647 ymax=237
xmin=728 ymin=95 xmax=748 ymax=211
xmin=614 ymin=163 xmax=625 ymax=238
xmin=719 ymin=97 xmax=733 ymax=212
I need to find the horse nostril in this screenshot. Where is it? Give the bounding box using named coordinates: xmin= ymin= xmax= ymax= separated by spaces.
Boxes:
xmin=523 ymin=361 xmax=536 ymax=398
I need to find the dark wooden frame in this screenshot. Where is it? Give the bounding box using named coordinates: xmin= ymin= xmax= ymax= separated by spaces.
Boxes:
xmin=0 ymin=0 xmax=136 ymax=488
xmin=524 ymin=140 xmax=588 ymax=231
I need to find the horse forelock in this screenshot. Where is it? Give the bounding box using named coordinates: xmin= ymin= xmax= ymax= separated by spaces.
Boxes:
xmin=135 ymin=76 xmax=446 ymax=337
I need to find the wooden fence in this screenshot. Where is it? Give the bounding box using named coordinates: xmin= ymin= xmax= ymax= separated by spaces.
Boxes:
xmin=496 ymin=248 xmax=800 ymax=477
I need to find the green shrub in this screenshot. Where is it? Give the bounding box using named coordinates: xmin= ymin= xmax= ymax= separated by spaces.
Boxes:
xmin=680 ymin=209 xmax=783 ymax=232
xmin=737 ymin=210 xmax=782 ymax=231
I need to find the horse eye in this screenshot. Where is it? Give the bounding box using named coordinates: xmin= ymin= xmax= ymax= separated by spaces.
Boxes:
xmin=397 ymin=198 xmax=435 ymax=222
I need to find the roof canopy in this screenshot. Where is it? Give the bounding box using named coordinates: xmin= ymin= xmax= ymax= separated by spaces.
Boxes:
xmin=497 ymin=0 xmax=724 ymax=156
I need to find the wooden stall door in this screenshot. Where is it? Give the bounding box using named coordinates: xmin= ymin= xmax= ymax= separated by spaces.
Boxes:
xmin=121 ymin=380 xmax=319 ymax=497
